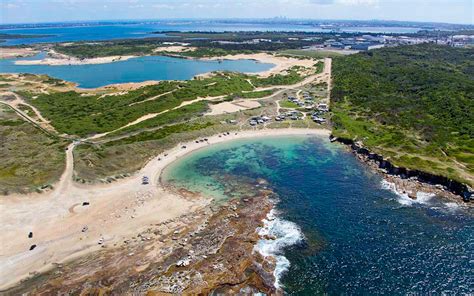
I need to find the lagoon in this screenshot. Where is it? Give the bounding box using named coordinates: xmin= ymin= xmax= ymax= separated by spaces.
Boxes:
xmin=0 ymin=53 xmax=274 ymax=88
xmin=163 ymin=135 xmax=474 ymax=294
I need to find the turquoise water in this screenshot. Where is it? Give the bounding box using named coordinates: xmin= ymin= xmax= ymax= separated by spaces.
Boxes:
xmin=0 ymin=22 xmax=423 ymax=46
xmin=0 ymin=53 xmax=273 ymax=88
xmin=162 ymin=135 xmax=474 ymax=294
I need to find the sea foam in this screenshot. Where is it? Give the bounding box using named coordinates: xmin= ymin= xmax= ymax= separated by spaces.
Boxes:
xmin=254 ymin=209 xmax=303 ymax=289
xmin=380 ymin=180 xmax=435 ymax=206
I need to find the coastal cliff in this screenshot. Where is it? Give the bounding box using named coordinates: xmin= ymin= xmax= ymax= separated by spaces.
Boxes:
xmin=330 ymin=135 xmax=472 ymax=203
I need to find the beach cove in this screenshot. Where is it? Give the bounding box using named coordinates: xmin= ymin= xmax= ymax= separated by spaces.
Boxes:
xmin=2 ymin=128 xmax=472 ymax=294
xmin=163 ymin=131 xmax=474 ymax=294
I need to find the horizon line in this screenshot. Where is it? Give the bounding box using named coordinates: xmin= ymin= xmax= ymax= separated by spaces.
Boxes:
xmin=1 ymin=17 xmax=473 ymax=27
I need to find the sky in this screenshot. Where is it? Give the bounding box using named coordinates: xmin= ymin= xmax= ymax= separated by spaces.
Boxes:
xmin=1 ymin=0 xmax=473 ymax=25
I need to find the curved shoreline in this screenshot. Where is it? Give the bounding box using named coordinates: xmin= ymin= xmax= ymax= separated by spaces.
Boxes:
xmin=0 ymin=128 xmax=330 ymax=291
xmin=7 ymin=51 xmax=312 ymax=80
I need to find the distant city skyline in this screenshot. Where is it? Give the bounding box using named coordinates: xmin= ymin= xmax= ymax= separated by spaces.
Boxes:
xmin=1 ymin=0 xmax=472 ymax=25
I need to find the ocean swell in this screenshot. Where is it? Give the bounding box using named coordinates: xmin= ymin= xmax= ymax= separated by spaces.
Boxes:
xmin=255 ymin=209 xmax=304 ymax=289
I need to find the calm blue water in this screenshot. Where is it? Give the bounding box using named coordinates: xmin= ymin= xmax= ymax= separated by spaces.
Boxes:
xmin=0 ymin=22 xmax=423 ymax=46
xmin=0 ymin=53 xmax=273 ymax=88
xmin=163 ymin=135 xmax=474 ymax=294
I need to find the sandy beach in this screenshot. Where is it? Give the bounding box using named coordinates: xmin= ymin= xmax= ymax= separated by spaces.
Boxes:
xmin=0 ymin=128 xmax=330 ymax=290
xmin=14 ymin=54 xmax=137 ymax=66
xmin=0 ymin=48 xmax=38 ymax=59
xmin=204 ymin=52 xmax=317 ymax=77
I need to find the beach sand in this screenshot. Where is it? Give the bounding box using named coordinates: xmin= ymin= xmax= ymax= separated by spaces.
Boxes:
xmin=207 ymin=99 xmax=262 ymax=115
xmin=0 ymin=128 xmax=330 ymax=290
xmin=14 ymin=54 xmax=137 ymax=66
xmin=0 ymin=48 xmax=38 ymax=59
xmin=204 ymin=52 xmax=317 ymax=77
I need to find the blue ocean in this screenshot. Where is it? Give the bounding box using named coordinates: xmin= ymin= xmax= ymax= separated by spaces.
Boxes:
xmin=0 ymin=21 xmax=423 ymax=46
xmin=163 ymin=135 xmax=474 ymax=294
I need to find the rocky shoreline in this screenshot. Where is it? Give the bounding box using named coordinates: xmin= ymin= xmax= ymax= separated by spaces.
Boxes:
xmin=4 ymin=178 xmax=280 ymax=295
xmin=330 ymin=135 xmax=473 ymax=206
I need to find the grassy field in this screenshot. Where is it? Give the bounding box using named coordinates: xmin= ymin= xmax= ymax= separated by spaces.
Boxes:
xmin=20 ymin=69 xmax=306 ymax=137
xmin=74 ymin=115 xmax=241 ymax=181
xmin=0 ymin=105 xmax=67 ymax=194
xmin=55 ymin=42 xmax=159 ymax=58
xmin=331 ymin=44 xmax=474 ymax=185
xmin=225 ymin=90 xmax=276 ymax=101
xmin=279 ymin=100 xmax=299 ymax=108
xmin=250 ymin=66 xmax=305 ymax=87
xmin=19 ymin=73 xmax=254 ymax=136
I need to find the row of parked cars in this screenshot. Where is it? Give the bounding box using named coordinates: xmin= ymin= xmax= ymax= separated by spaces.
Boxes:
xmin=249 ymin=116 xmax=271 ymax=126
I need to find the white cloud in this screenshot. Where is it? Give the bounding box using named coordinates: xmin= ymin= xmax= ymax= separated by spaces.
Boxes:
xmin=336 ymin=0 xmax=379 ymax=5
xmin=152 ymin=3 xmax=176 ymax=10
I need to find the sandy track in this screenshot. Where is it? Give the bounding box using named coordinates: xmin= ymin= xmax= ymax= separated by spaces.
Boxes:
xmin=86 ymin=95 xmax=225 ymax=140
xmin=0 ymin=93 xmax=58 ymax=135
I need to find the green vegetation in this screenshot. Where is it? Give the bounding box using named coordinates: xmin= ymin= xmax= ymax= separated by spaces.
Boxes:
xmin=106 ymin=121 xmax=214 ymax=146
xmin=314 ymin=61 xmax=324 ymax=74
xmin=74 ymin=116 xmax=238 ymax=181
xmin=0 ymin=105 xmax=67 ymax=194
xmin=225 ymin=90 xmax=275 ymax=101
xmin=55 ymin=42 xmax=159 ymax=58
xmin=164 ymin=48 xmax=254 ymax=58
xmin=279 ymin=49 xmax=344 ymax=59
xmin=279 ymin=100 xmax=299 ymax=108
xmin=250 ymin=67 xmax=304 ymax=87
xmin=20 ymin=73 xmax=256 ymax=136
xmin=19 ymin=68 xmax=307 ymax=137
xmin=331 ymin=44 xmax=474 ymax=185
xmin=106 ymin=101 xmax=210 ymax=138
xmin=52 ymin=31 xmax=365 ymax=59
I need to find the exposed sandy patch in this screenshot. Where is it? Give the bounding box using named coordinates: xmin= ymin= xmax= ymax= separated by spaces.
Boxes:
xmin=207 ymin=100 xmax=261 ymax=115
xmin=98 ymin=91 xmax=128 ymax=99
xmin=14 ymin=50 xmax=136 ymax=66
xmin=97 ymin=80 xmax=160 ymax=91
xmin=0 ymin=91 xmax=57 ymax=133
xmin=0 ymin=48 xmax=38 ymax=59
xmin=153 ymin=45 xmax=197 ymax=53
xmin=204 ymin=52 xmax=316 ymax=77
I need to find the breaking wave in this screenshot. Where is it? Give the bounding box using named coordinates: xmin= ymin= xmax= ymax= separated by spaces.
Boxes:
xmin=255 ymin=209 xmax=304 ymax=289
xmin=380 ymin=180 xmax=435 ymax=206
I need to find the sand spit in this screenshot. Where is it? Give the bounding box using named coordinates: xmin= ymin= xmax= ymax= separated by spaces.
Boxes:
xmin=0 ymin=48 xmax=38 ymax=59
xmin=0 ymin=128 xmax=330 ymax=292
xmin=153 ymin=45 xmax=197 ymax=53
xmin=14 ymin=54 xmax=136 ymax=66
